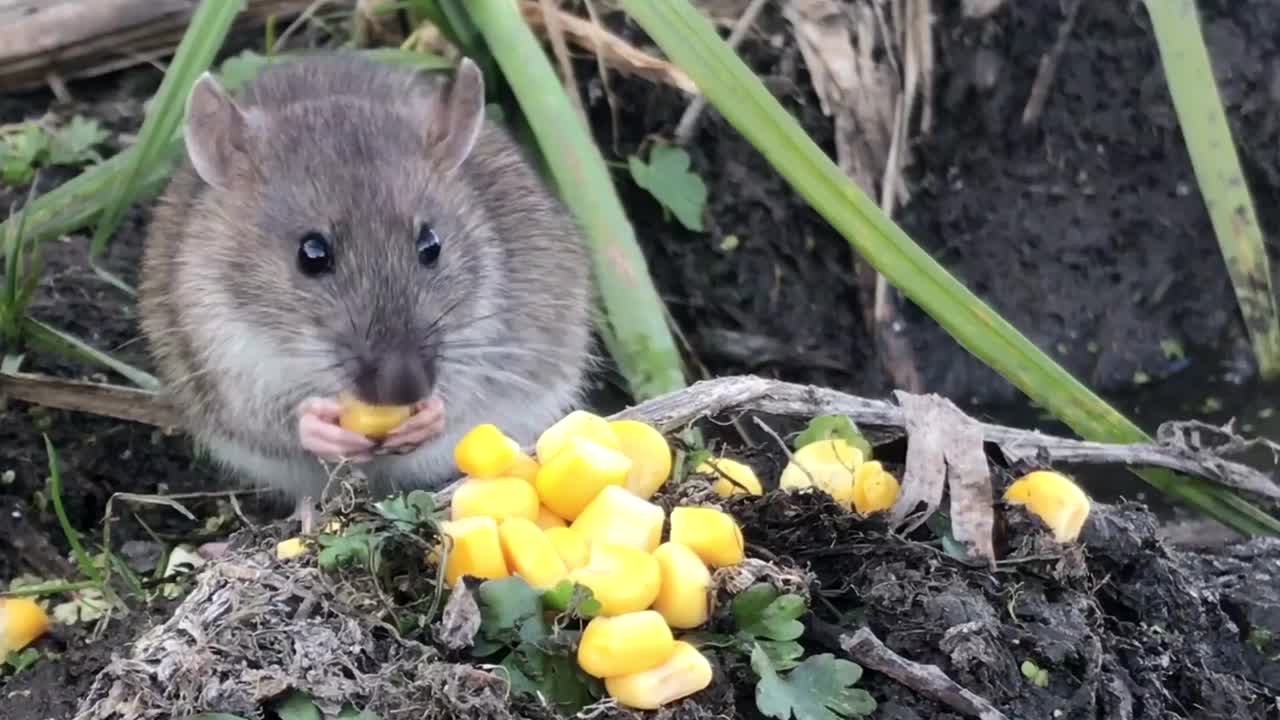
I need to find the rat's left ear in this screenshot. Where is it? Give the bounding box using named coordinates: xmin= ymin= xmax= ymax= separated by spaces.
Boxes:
xmin=427 ymin=57 xmax=485 ymax=173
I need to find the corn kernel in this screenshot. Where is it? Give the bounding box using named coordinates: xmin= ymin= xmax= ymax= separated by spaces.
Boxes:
xmin=544 ymin=526 xmax=589 ymax=571
xmin=454 ymin=423 xmax=521 ymax=478
xmin=568 ymin=543 xmax=661 ymax=616
xmin=275 ymin=537 xmax=309 ymax=560
xmin=851 ymin=461 xmax=900 ymax=514
xmin=604 ymin=641 xmax=713 ymax=709
xmin=577 ymin=610 xmax=675 ymax=678
xmin=535 ymin=437 xmax=633 ymax=520
xmin=535 ymin=505 xmax=568 ymax=529
xmin=0 ymin=596 xmax=50 ymax=654
xmin=1004 ymin=470 xmax=1091 ymax=543
xmin=498 ymin=518 xmax=568 ymax=589
xmin=609 ymin=419 xmax=673 ymax=499
xmin=571 ymin=485 xmax=665 ymax=552
xmin=450 ymin=476 xmax=540 ymax=522
xmin=698 ymin=457 xmax=763 ymax=497
xmin=651 ymin=542 xmax=711 ymax=629
xmin=337 ymin=392 xmax=412 ymax=439
xmin=778 ymin=460 xmax=856 ymax=506
xmin=507 ymin=452 xmax=541 ymax=483
xmin=536 ymin=410 xmax=622 ymax=464
xmin=438 ymin=516 xmax=509 ymax=586
xmin=669 ymin=506 xmax=744 ymax=567
xmin=794 ymin=438 xmax=863 ymax=469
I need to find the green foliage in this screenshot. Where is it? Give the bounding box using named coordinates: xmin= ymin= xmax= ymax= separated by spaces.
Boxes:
xmin=752 ymin=647 xmax=877 ymax=720
xmin=1020 ymin=659 xmax=1049 ymax=688
xmin=273 ymin=691 xmax=321 ymax=720
xmin=4 ymin=647 xmax=41 ymax=674
xmin=731 ymin=583 xmax=806 ymax=670
xmin=793 ymin=416 xmax=872 ymax=460
xmin=541 ymin=579 xmax=602 ymax=618
xmin=473 ymin=576 xmax=603 ymax=715
xmin=315 ymin=524 xmax=375 ymax=571
xmin=628 ymin=144 xmax=708 ymax=232
xmin=0 ymin=117 xmax=108 ymax=186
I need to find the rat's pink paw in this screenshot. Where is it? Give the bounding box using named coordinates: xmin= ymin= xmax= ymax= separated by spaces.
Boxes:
xmin=297 ymin=397 xmax=375 ymax=463
xmin=381 ymin=397 xmax=445 ymax=453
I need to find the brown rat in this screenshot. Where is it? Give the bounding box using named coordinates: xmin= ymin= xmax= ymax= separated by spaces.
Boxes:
xmin=138 ymin=53 xmax=595 ymax=505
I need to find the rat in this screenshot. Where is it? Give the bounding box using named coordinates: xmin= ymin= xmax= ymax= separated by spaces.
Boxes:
xmin=137 ymin=53 xmax=595 ymax=512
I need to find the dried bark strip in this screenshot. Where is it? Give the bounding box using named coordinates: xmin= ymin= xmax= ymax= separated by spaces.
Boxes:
xmin=0 ymin=0 xmax=313 ymax=92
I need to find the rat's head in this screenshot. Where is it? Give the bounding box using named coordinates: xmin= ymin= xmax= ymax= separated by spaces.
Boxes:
xmin=178 ymin=57 xmax=500 ymax=410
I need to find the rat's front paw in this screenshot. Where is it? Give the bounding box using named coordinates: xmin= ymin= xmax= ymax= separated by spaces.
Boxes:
xmin=379 ymin=397 xmax=446 ymax=454
xmin=297 ymin=397 xmax=376 ymax=463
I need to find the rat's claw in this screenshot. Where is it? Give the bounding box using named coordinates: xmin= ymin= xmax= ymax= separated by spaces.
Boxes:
xmin=298 ymin=397 xmax=376 ymax=463
xmin=381 ymin=397 xmax=445 ymax=452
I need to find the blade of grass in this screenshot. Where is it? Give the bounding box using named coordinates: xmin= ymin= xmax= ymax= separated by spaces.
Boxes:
xmin=90 ymin=0 xmax=248 ymax=257
xmin=465 ymin=0 xmax=687 ymax=400
xmin=22 ymin=318 xmax=160 ymax=390
xmin=44 ymin=435 xmax=105 ymax=587
xmin=1143 ymin=0 xmax=1280 ymax=379
xmin=619 ymin=0 xmax=1279 ymax=535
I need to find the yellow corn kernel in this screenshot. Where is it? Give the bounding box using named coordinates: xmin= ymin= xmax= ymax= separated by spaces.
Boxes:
xmin=851 ymin=461 xmax=900 ymax=514
xmin=507 ymin=452 xmax=541 ymax=483
xmin=698 ymin=457 xmax=763 ymax=497
xmin=438 ymin=516 xmax=509 ymax=586
xmin=605 ymin=641 xmax=713 ymax=709
xmin=1003 ymin=470 xmax=1091 ymax=543
xmin=0 ymin=596 xmax=50 ymax=654
xmin=568 ymin=543 xmax=661 ymax=616
xmin=536 ymin=409 xmax=622 ymax=464
xmin=571 ymin=485 xmax=666 ymax=552
xmin=778 ymin=460 xmax=856 ymax=506
xmin=651 ymin=542 xmax=711 ymax=629
xmin=544 ymin=527 xmax=589 ymax=571
xmin=453 ymin=423 xmax=521 ymax=478
xmin=577 ymin=610 xmax=675 ymax=678
xmin=609 ymin=419 xmax=673 ymax=499
xmin=336 ymin=392 xmax=412 ymax=439
xmin=275 ymin=537 xmax=309 ymax=560
xmin=498 ymin=518 xmax=569 ymax=589
xmin=450 ymin=476 xmax=540 ymax=522
xmin=535 ymin=505 xmax=568 ymax=530
xmin=794 ymin=438 xmax=863 ymax=469
xmin=535 ymin=437 xmax=633 ymax=521
xmin=668 ymin=506 xmax=744 ymax=567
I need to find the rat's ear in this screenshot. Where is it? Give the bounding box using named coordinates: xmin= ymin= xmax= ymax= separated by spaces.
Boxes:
xmin=427 ymin=57 xmax=485 ymax=173
xmin=184 ymin=72 xmax=252 ymax=189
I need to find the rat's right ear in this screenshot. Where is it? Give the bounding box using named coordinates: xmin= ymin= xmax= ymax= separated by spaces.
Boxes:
xmin=426 ymin=57 xmax=485 ymax=173
xmin=184 ymin=73 xmax=252 ymax=189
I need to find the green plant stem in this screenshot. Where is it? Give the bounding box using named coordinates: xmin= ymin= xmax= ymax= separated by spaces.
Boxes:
xmin=619 ymin=0 xmax=1279 ymax=535
xmin=91 ymin=0 xmax=247 ymax=256
xmin=1143 ymin=0 xmax=1280 ymax=379
xmin=466 ymin=0 xmax=687 ymax=400
xmin=44 ymin=436 xmax=105 ymax=587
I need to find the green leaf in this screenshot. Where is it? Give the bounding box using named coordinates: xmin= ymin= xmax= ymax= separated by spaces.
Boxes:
xmin=541 ymin=580 xmax=601 ymax=618
xmin=4 ymin=647 xmax=41 ymax=673
xmin=500 ymin=639 xmax=601 ymax=715
xmin=373 ymin=490 xmax=437 ymax=529
xmin=273 ymin=690 xmax=321 ymax=720
xmin=752 ymin=647 xmax=877 ymax=720
xmin=477 ymin=576 xmax=548 ymax=647
xmin=793 ymin=416 xmax=872 ymax=460
xmin=336 ymin=705 xmax=381 ymax=720
xmin=732 ymin=584 xmax=805 ymax=642
xmin=628 ymin=144 xmax=707 ymax=232
xmin=315 ymin=525 xmax=374 ymax=570
xmin=0 ymin=124 xmax=49 ymax=185
xmin=47 ymin=117 xmax=109 ymax=166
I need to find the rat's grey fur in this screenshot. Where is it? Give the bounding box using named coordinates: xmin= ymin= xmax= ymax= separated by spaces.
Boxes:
xmin=138 ymin=54 xmax=595 ymax=501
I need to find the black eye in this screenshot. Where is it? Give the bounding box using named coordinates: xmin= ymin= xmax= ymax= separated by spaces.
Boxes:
xmin=297 ymin=232 xmax=333 ymax=276
xmin=416 ymin=223 xmax=441 ymax=267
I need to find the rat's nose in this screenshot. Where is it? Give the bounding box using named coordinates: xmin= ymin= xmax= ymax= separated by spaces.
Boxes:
xmin=355 ymin=349 xmax=434 ymax=406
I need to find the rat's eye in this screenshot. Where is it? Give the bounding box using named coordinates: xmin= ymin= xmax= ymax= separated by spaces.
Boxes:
xmin=297 ymin=232 xmax=333 ymax=275
xmin=416 ymin=223 xmax=441 ymax=267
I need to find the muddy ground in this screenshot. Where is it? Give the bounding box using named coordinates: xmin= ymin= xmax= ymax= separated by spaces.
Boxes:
xmin=3 ymin=1 xmax=1280 ymax=718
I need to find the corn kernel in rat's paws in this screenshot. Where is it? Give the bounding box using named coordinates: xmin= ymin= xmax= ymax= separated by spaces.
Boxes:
xmin=336 ymin=392 xmax=411 ymax=439
xmin=1003 ymin=470 xmax=1091 ymax=543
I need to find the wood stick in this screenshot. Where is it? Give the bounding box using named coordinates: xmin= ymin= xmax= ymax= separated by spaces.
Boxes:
xmin=0 ymin=0 xmax=313 ymax=93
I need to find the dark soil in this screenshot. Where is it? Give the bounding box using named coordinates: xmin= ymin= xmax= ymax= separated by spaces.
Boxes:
xmin=4 ymin=1 xmax=1280 ymax=718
